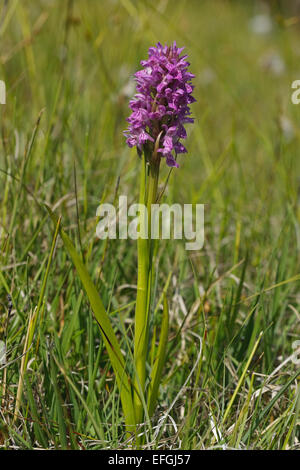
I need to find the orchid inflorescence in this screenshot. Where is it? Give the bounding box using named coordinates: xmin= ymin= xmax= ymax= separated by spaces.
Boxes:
xmin=124 ymin=41 xmax=195 ymax=168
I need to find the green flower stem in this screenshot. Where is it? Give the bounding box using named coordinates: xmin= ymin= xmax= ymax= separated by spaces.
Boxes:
xmin=134 ymin=151 xmax=160 ymax=425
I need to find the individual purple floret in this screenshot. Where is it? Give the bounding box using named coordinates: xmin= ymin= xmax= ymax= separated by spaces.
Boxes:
xmin=124 ymin=42 xmax=195 ymax=168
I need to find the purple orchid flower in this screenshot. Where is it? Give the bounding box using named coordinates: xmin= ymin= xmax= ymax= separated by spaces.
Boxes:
xmin=124 ymin=42 xmax=195 ymax=168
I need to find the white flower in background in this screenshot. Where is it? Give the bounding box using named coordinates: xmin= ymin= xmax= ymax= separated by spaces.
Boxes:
xmin=249 ymin=14 xmax=273 ymax=35
xmin=0 ymin=80 xmax=5 ymax=104
xmin=0 ymin=341 xmax=6 ymax=366
xmin=119 ymin=64 xmax=136 ymax=98
xmin=121 ymin=79 xmax=135 ymax=98
xmin=199 ymin=67 xmax=216 ymax=86
xmin=279 ymin=115 xmax=295 ymax=142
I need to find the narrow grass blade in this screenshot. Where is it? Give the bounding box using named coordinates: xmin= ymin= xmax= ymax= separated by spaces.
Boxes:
xmin=14 ymin=214 xmax=61 ymax=422
xmin=242 ymin=367 xmax=300 ymax=443
xmin=52 ymin=354 xmax=104 ymax=442
xmin=148 ymin=294 xmax=169 ymax=417
xmin=49 ymin=356 xmax=68 ymax=449
xmin=24 ymin=373 xmax=48 ymax=448
xmin=223 ymin=331 xmax=263 ymax=424
xmin=61 ymin=290 xmax=83 ymax=355
xmin=229 ymin=373 xmax=254 ymax=448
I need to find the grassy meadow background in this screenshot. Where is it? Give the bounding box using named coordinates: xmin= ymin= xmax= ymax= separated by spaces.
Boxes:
xmin=1 ymin=0 xmax=300 ymax=449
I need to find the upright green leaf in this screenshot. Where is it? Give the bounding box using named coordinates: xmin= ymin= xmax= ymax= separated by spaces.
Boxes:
xmin=45 ymin=205 xmax=135 ymax=429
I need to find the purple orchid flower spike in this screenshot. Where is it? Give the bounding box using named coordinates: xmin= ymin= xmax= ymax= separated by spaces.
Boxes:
xmin=124 ymin=41 xmax=195 ymax=168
